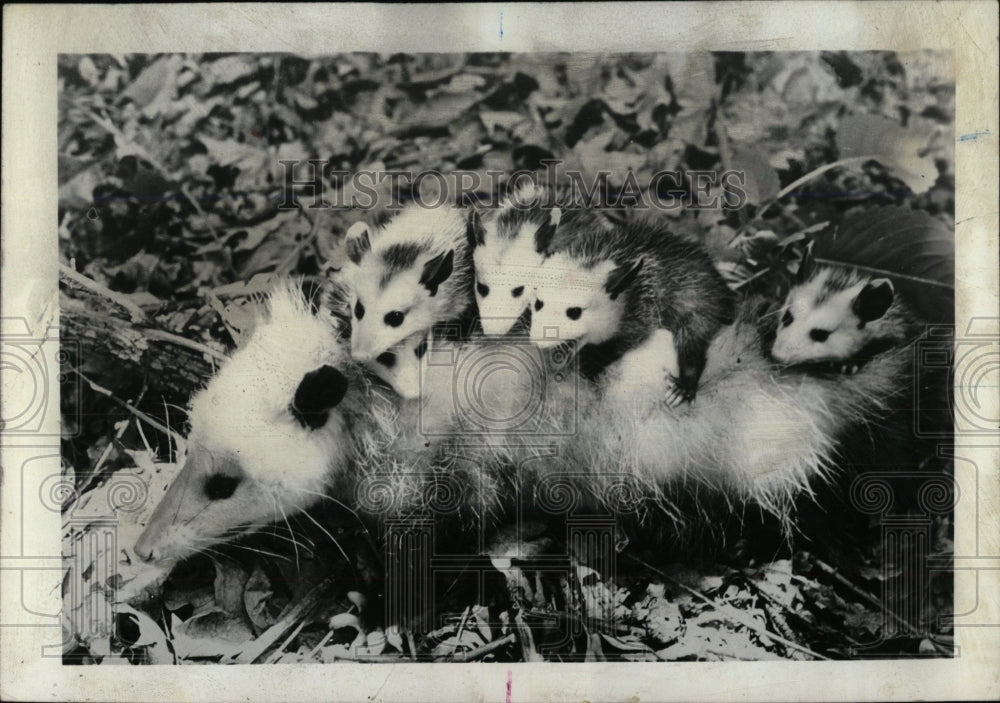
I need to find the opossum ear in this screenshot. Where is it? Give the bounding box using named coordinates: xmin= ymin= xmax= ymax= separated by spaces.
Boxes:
xmin=605 ymin=258 xmax=644 ymax=300
xmin=467 ymin=209 xmax=485 ymax=248
xmin=534 ymin=207 xmax=562 ymax=254
xmin=290 ymin=365 xmax=348 ymax=430
xmin=852 ymin=278 xmax=894 ymax=324
xmin=345 ymin=222 xmax=372 ymax=265
xmin=420 ymin=250 xmax=454 ymax=297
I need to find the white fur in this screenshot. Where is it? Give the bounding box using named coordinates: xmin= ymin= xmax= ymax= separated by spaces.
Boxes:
xmin=474 ymin=184 xmax=557 ymax=336
xmin=474 ymin=235 xmax=546 ymax=335
xmin=530 ymin=254 xmax=622 ymax=347
xmin=147 ymin=283 xmax=911 ymax=560
xmin=601 ymin=329 xmax=681 ymax=414
xmin=772 ymin=269 xmax=902 ymax=364
xmin=365 ymin=328 xmax=428 ymax=400
xmin=186 ymin=283 xmax=350 ymax=496
xmin=343 ymin=205 xmax=470 ymax=361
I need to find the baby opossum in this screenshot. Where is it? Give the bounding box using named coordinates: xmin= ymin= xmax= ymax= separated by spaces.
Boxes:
xmin=339 ymin=204 xmax=474 ymax=363
xmin=770 ymin=266 xmax=916 ymax=373
xmin=530 ymin=217 xmax=736 ymax=400
xmin=367 ymin=327 xmax=431 ymax=400
xmin=470 ymin=182 xmax=612 ymax=336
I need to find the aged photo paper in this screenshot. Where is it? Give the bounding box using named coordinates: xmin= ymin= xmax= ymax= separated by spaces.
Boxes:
xmin=2 ymin=2 xmax=998 ymax=701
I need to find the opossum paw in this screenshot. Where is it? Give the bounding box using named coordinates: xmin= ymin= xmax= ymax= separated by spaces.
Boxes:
xmin=663 ymin=376 xmax=688 ymax=408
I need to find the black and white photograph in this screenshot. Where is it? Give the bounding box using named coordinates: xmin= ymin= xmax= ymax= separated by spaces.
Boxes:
xmin=2 ymin=3 xmax=998 ymax=702
xmin=55 ymin=46 xmax=959 ymax=662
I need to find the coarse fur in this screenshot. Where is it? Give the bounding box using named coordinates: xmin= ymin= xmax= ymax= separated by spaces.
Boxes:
xmin=470 ymin=182 xmax=612 ymax=336
xmin=531 ymin=216 xmax=737 ymax=399
xmin=134 ymin=282 xmax=393 ymax=566
xmin=136 ymin=283 xmax=915 ymax=569
xmin=571 ymin=298 xmax=914 ymax=523
xmin=770 ymin=265 xmax=917 ymax=370
xmin=336 ymin=204 xmax=475 ymax=363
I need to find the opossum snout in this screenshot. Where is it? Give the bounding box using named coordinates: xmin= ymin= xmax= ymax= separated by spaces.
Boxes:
xmin=133 ymin=536 xmax=156 ymax=563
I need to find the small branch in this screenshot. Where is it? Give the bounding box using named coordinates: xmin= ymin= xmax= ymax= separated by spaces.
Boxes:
xmin=71 ymin=366 xmax=182 ymax=444
xmin=445 ymin=632 xmax=517 ymax=662
xmin=757 ymin=156 xmax=876 ymax=219
xmin=231 ymin=577 xmax=336 ymax=664
xmin=59 ymin=263 xmax=148 ymax=323
xmin=144 ymin=328 xmax=228 ymax=362
xmin=812 ymin=557 xmax=921 ymax=637
xmin=307 ymin=631 xmax=335 ymax=660
xmin=814 ymin=257 xmax=954 ymax=289
xmin=265 ymin=619 xmax=308 ymax=664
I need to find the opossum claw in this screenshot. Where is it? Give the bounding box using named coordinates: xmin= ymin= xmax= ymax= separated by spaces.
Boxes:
xmin=663 ymin=376 xmax=686 ymax=408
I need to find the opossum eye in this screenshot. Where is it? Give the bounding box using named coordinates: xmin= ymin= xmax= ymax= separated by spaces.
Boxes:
xmin=376 ymin=351 xmax=396 ymax=368
xmin=414 ymin=337 xmax=428 ymax=359
xmin=384 ymin=311 xmax=405 ymax=327
xmin=566 ymin=307 xmax=582 ymax=320
xmin=511 ymin=286 xmax=524 ymax=298
xmin=204 ymin=474 xmax=240 ymax=501
xmin=476 ymin=281 xmax=490 ymax=298
xmin=810 ymin=329 xmax=830 ymax=342
xmin=781 ymin=310 xmax=793 ymax=327
xmin=354 ymin=300 xmax=365 ymax=320
xmin=534 ymin=299 xmax=544 ymax=312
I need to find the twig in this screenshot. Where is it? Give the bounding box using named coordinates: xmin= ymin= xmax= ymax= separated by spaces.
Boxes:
xmin=231 ymin=577 xmax=336 ymax=664
xmin=626 ymin=553 xmax=829 ymax=661
xmin=453 ymin=606 xmax=472 ymax=648
xmin=811 ymin=557 xmax=921 ymax=637
xmin=70 ymin=366 xmax=182 ymax=444
xmin=445 ymin=633 xmax=516 ymax=662
xmin=78 ymin=386 xmax=145 ymax=496
xmin=731 ymin=267 xmax=771 ymax=291
xmin=265 ymin=619 xmax=308 ymax=664
xmin=814 ymin=257 xmax=954 ymax=289
xmin=144 ymin=328 xmax=228 ymax=362
xmin=59 ymin=263 xmax=148 ymax=323
xmin=307 ymin=631 xmax=335 ymax=660
xmin=756 ymin=156 xmax=875 ymax=219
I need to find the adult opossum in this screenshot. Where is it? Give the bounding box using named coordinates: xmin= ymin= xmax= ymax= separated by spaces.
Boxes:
xmin=133 ymin=284 xmax=388 ymax=565
xmin=135 ymin=282 xmax=914 ymax=566
xmin=530 ymin=216 xmax=736 ymax=401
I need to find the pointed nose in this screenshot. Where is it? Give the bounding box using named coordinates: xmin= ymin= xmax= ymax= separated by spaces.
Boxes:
xmin=133 ymin=536 xmax=156 ymax=563
xmin=351 ymin=336 xmax=375 ymax=364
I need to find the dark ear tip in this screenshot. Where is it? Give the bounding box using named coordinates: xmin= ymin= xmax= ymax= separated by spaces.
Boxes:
xmin=291 ymin=365 xmax=349 ymax=429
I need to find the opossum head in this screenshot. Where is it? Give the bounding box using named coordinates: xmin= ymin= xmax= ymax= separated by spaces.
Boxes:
xmin=771 ymin=267 xmax=897 ymax=364
xmin=134 ymin=285 xmax=358 ymax=566
xmin=367 ymin=328 xmax=431 ymax=400
xmin=471 ymin=190 xmax=560 ymax=336
xmin=530 ymin=252 xmax=644 ymax=349
xmin=344 ymin=206 xmax=471 ymax=362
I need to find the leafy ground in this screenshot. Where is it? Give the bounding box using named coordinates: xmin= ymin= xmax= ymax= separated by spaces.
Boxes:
xmin=59 ymin=51 xmax=954 ymax=663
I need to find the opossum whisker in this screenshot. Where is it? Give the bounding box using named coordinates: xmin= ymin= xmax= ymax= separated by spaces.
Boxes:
xmin=227 ymin=524 xmax=316 ymax=555
xmin=274 ymin=498 xmax=301 ymax=573
xmin=298 ymin=509 xmax=357 ymax=577
xmin=225 ymin=542 xmax=295 ymax=563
